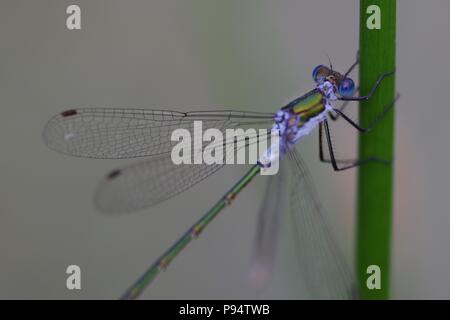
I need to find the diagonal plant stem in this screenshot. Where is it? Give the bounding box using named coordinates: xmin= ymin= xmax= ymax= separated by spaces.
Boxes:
xmin=356 ymin=0 xmax=396 ymax=299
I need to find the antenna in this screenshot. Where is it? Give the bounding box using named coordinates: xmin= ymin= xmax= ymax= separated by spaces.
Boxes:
xmin=326 ymin=53 xmax=333 ymax=71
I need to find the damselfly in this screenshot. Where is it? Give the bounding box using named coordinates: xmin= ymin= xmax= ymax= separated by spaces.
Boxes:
xmin=43 ymin=57 xmax=395 ymax=299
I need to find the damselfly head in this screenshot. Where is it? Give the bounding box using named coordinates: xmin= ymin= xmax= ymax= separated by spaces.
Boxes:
xmin=312 ymin=65 xmax=355 ymax=97
xmin=313 ymin=65 xmax=340 ymax=84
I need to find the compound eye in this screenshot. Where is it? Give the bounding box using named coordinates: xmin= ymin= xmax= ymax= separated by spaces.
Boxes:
xmin=338 ymin=77 xmax=355 ymax=97
xmin=312 ymin=65 xmax=327 ymax=83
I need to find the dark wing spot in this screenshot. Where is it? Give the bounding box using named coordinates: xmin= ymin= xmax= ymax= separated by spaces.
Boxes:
xmin=107 ymin=169 xmax=121 ymax=180
xmin=61 ymin=109 xmax=78 ymax=117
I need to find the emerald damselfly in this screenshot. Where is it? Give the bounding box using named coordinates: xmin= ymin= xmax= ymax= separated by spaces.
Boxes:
xmin=43 ymin=58 xmax=395 ymax=299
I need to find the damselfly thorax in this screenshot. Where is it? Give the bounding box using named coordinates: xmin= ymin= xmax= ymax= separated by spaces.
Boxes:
xmin=271 ymin=65 xmax=355 ymax=157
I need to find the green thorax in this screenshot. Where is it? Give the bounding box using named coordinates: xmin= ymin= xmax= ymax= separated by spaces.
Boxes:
xmin=282 ymin=89 xmax=325 ymax=124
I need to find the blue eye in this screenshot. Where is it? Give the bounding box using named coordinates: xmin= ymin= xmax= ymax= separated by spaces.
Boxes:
xmin=312 ymin=65 xmax=325 ymax=83
xmin=338 ymin=78 xmax=355 ymax=97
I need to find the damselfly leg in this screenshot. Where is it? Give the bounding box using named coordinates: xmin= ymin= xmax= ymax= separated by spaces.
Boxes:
xmin=320 ymin=120 xmax=390 ymax=171
xmin=338 ymin=70 xmax=395 ymax=101
xmin=332 ymin=95 xmax=399 ymax=133
xmin=320 ymin=96 xmax=399 ymax=171
xmin=328 ymin=90 xmax=358 ymax=121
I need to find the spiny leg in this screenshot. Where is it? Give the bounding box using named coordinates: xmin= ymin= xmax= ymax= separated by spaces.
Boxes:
xmin=319 ymin=123 xmax=358 ymax=164
xmin=331 ymin=94 xmax=399 ymax=132
xmin=320 ymin=121 xmax=389 ymax=171
xmin=338 ymin=70 xmax=395 ymax=101
xmin=328 ymin=87 xmax=359 ymax=121
xmin=320 ymin=95 xmax=398 ymax=167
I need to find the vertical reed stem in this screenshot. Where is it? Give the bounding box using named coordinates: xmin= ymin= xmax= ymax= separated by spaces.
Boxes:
xmin=356 ymin=0 xmax=396 ymax=299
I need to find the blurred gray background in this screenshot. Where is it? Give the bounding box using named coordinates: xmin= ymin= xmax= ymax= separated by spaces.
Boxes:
xmin=1 ymin=0 xmax=449 ymax=299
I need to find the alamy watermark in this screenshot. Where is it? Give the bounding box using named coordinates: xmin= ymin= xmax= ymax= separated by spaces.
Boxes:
xmin=170 ymin=121 xmax=280 ymax=175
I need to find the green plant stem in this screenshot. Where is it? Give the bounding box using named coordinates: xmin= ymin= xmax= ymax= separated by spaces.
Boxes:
xmin=356 ymin=0 xmax=396 ymax=299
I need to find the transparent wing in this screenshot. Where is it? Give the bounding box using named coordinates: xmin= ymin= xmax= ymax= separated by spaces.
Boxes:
xmin=287 ymin=148 xmax=355 ymax=299
xmin=95 ymin=131 xmax=271 ymax=214
xmin=95 ymin=154 xmax=223 ymax=213
xmin=250 ymin=160 xmax=288 ymax=287
xmin=43 ymin=108 xmax=274 ymax=159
